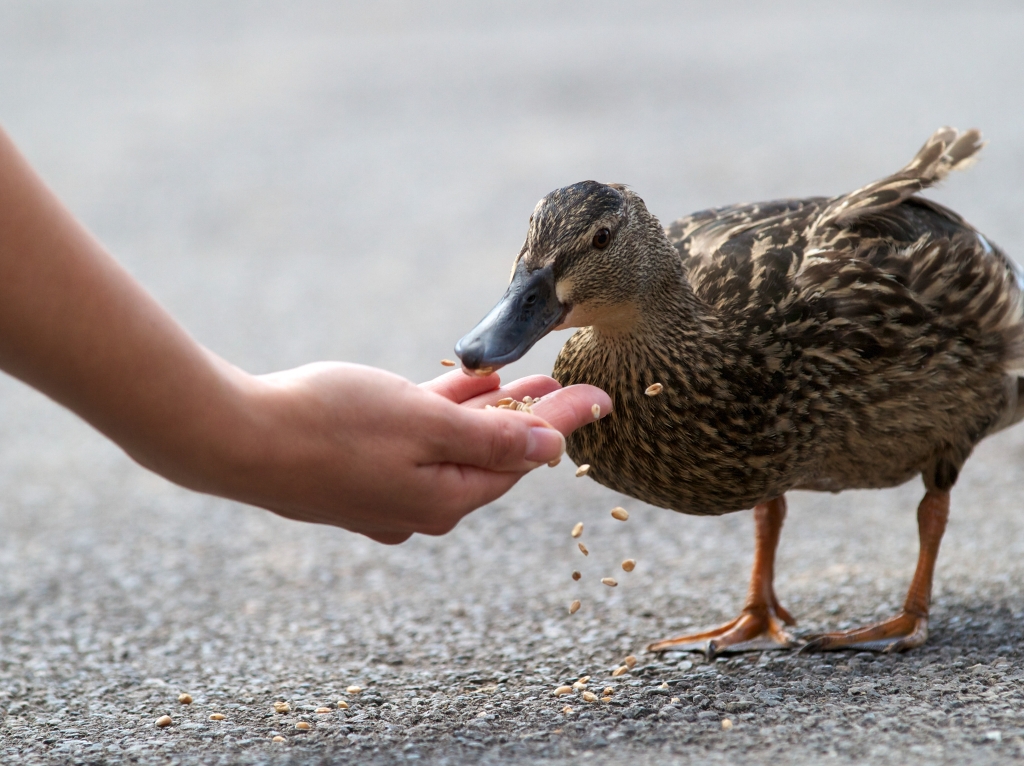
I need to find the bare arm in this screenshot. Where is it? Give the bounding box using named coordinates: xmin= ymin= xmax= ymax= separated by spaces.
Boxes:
xmin=0 ymin=126 xmax=610 ymax=543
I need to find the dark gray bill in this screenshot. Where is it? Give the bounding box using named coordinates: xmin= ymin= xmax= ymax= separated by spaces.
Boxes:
xmin=455 ymin=261 xmax=565 ymax=372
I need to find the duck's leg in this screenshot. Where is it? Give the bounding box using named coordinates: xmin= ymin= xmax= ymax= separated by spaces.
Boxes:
xmin=802 ymin=489 xmax=949 ymax=653
xmin=647 ymin=496 xmax=797 ymax=658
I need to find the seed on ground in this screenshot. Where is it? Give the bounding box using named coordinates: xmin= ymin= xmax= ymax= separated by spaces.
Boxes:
xmin=273 ymin=702 xmax=290 ymax=713
xmin=611 ymin=507 xmax=629 ymax=521
xmin=155 ymin=715 xmax=172 ymax=727
xmin=571 ymin=522 xmax=584 ymax=538
xmin=621 ymin=559 xmax=636 ymax=572
xmin=603 ymin=687 xmax=614 ymax=695
xmin=178 ymin=693 xmax=192 ymax=704
xmin=209 ymin=713 xmax=225 ymax=721
xmin=612 ymin=665 xmax=628 ymax=677
xmin=575 ymin=464 xmax=591 ymax=477
xmin=573 ymin=681 xmax=586 ymax=690
xmin=569 ymin=600 xmax=581 ymax=615
xmin=554 ymin=685 xmax=573 ymax=696
xmin=272 ymin=735 xmax=286 ymax=743
xmin=601 ymin=696 xmax=612 ymax=703
xmin=645 ymin=383 xmax=664 ymax=396
xmin=624 ymin=655 xmax=638 ymax=669
xmin=591 ymin=403 xmax=601 ymax=419
xmin=582 ymin=691 xmax=598 ymax=703
xmin=578 ymin=542 xmax=589 ymax=556
xmin=296 ymin=722 xmax=311 ymax=731
xmin=601 ymin=577 xmax=618 ymax=587
xmin=722 ymin=718 xmax=734 ymax=730
xmin=660 ymin=682 xmax=670 ymax=689
xmin=346 ymin=686 xmax=362 ymax=695
xmin=315 ymin=707 xmax=331 ymax=714
xmin=671 ymin=697 xmax=680 ymax=704
xmin=440 ymin=359 xmax=456 ymax=367
xmin=337 ymin=700 xmax=349 ymax=709
xmin=562 ymin=705 xmax=573 ymax=714
xmin=578 ymin=675 xmax=591 ymax=684
xmin=572 ymin=570 xmax=581 ymax=581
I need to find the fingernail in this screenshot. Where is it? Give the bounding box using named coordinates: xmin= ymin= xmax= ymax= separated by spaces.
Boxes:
xmin=525 ymin=427 xmax=565 ymax=464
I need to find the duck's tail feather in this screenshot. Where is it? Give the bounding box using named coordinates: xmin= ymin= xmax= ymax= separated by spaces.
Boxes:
xmin=813 ymin=127 xmax=985 ymax=231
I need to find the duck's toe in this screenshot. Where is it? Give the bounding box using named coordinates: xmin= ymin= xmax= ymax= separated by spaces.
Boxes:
xmin=647 ymin=605 xmax=799 ymax=660
xmin=801 ymin=612 xmax=928 ymax=654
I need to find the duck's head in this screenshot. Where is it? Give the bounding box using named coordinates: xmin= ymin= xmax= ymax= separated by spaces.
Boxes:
xmin=456 ymin=180 xmax=670 ymax=374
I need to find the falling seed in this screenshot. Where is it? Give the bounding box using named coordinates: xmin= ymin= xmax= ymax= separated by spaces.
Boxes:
xmin=569 ymin=600 xmax=581 ymax=615
xmin=572 ymin=570 xmax=581 ymax=581
xmin=612 ymin=666 xmax=628 ymax=677
xmin=315 ymin=707 xmax=331 ymax=714
xmin=582 ymin=691 xmax=598 ymax=703
xmin=722 ymin=718 xmax=734 ymax=730
xmin=578 ymin=542 xmax=589 ymax=556
xmin=645 ymin=383 xmax=664 ymax=396
xmin=591 ymin=403 xmax=601 ymax=419
xmin=571 ymin=522 xmax=584 ymax=538
xmin=562 ymin=705 xmax=573 ymax=714
xmin=575 ymin=464 xmax=591 ymax=477
xmin=346 ymin=686 xmax=362 ymax=695
xmin=178 ymin=693 xmax=192 ymax=704
xmin=273 ymin=702 xmax=290 ymax=713
xmin=554 ymin=686 xmax=573 ymax=696
xmin=337 ymin=700 xmax=349 ymax=709
xmin=155 ymin=715 xmax=172 ymax=727
xmin=611 ymin=507 xmax=629 ymax=521
xmin=440 ymin=359 xmax=456 ymax=367
xmin=624 ymin=655 xmax=637 ymax=669
xmin=296 ymin=722 xmax=311 ymax=731
xmin=601 ymin=577 xmax=618 ymax=587
xmin=603 ymin=687 xmax=614 ymax=696
xmin=209 ymin=713 xmax=225 ymax=721
xmin=621 ymin=559 xmax=636 ymax=572
xmin=272 ymin=735 xmax=286 ymax=743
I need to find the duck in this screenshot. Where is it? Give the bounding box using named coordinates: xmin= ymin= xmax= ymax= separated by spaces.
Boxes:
xmin=455 ymin=127 xmax=1024 ymax=656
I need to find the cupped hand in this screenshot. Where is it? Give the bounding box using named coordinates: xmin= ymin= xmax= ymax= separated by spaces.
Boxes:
xmin=231 ymin=364 xmax=611 ymax=544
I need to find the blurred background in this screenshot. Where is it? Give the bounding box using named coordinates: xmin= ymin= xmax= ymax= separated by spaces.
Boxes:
xmin=2 ymin=0 xmax=1024 ymax=758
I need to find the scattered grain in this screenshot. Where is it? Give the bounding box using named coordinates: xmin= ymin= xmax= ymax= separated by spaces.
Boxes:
xmin=610 ymin=507 xmax=629 ymax=521
xmin=624 ymin=655 xmax=637 ymax=669
xmin=337 ymin=700 xmax=349 ymax=709
xmin=603 ymin=687 xmax=614 ymax=696
xmin=577 ymin=675 xmax=591 ymax=684
xmin=177 ymin=693 xmax=192 ymax=704
xmin=554 ymin=686 xmax=573 ymax=697
xmin=496 ymin=397 xmax=515 ymax=406
xmin=296 ymin=722 xmax=311 ymax=731
xmin=578 ymin=542 xmax=589 ymax=556
xmin=346 ymin=686 xmax=362 ymax=695
xmin=621 ymin=559 xmax=636 ymax=572
xmin=659 ymin=682 xmax=669 ymax=689
xmin=569 ymin=600 xmax=581 ymax=615
xmin=315 ymin=707 xmax=331 ymax=714
xmin=575 ymin=464 xmax=591 ymax=477
xmin=523 ymin=395 xmax=534 ymax=404
xmin=572 ymin=681 xmax=586 ymax=690
xmin=562 ymin=705 xmax=573 ymax=714
xmin=272 ymin=735 xmax=286 ymax=743
xmin=273 ymin=702 xmax=290 ymax=713
xmin=209 ymin=713 xmax=225 ymax=721
xmin=155 ymin=715 xmax=172 ymax=728
xmin=722 ymin=718 xmax=734 ymax=730
xmin=612 ymin=666 xmax=628 ymax=677
xmin=645 ymin=383 xmax=664 ymax=396
xmin=591 ymin=403 xmax=601 ymax=419
xmin=582 ymin=691 xmax=598 ymax=703
xmin=601 ymin=696 xmax=613 ymax=703
xmin=601 ymin=577 xmax=618 ymax=587
xmin=571 ymin=522 xmax=584 ymax=538
xmin=440 ymin=359 xmax=456 ymax=367
xmin=670 ymin=697 xmax=680 ymax=704
xmin=571 ymin=570 xmax=581 ymax=581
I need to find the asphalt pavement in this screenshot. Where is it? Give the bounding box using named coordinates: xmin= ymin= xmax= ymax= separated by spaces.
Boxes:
xmin=3 ymin=2 xmax=1024 ymax=764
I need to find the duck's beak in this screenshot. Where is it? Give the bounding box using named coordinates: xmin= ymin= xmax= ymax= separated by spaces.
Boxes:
xmin=455 ymin=261 xmax=566 ymax=373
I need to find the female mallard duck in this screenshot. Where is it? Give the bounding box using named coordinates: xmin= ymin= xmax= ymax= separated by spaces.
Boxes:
xmin=455 ymin=127 xmax=1024 ymax=656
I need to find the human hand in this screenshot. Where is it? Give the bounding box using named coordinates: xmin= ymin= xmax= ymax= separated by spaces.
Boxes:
xmin=224 ymin=364 xmax=611 ymax=544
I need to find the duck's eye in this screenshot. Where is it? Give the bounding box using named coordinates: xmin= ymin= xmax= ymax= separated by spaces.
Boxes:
xmin=593 ymin=228 xmax=611 ymax=249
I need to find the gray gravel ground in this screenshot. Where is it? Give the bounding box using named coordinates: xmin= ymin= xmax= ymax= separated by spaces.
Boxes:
xmin=3 ymin=2 xmax=1024 ymax=764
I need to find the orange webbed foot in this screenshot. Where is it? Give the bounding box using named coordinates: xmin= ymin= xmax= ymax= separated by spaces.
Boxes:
xmin=801 ymin=611 xmax=928 ymax=654
xmin=647 ymin=603 xmax=799 ymax=659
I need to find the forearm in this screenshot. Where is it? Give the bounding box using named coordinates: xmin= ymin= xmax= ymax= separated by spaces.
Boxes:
xmin=0 ymin=126 xmax=248 ymax=488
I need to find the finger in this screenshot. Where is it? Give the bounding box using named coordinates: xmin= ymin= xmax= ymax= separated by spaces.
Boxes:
xmin=423 ymin=463 xmax=526 ymax=528
xmin=528 ymin=384 xmax=613 ymax=435
xmin=461 ymin=374 xmax=562 ymax=409
xmin=364 ymin=530 xmax=414 ymax=545
xmin=431 ymin=406 xmax=566 ymax=472
xmin=419 ymin=369 xmax=501 ymax=403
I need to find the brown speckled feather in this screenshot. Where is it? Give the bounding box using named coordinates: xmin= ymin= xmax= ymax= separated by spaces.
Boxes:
xmin=550 ymin=128 xmax=1024 ymax=516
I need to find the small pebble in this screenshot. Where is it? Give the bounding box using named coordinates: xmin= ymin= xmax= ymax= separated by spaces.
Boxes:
xmin=610 ymin=507 xmax=629 ymax=521
xmin=572 ymin=570 xmax=581 ymax=581
xmin=209 ymin=713 xmax=225 ymax=721
xmin=582 ymin=691 xmax=598 ymax=703
xmin=571 ymin=522 xmax=584 ymax=538
xmin=346 ymin=686 xmax=362 ymax=695
xmin=624 ymin=655 xmax=637 ymax=669
xmin=272 ymin=735 xmax=286 ymax=743
xmin=671 ymin=697 xmax=680 ymax=704
xmin=155 ymin=715 xmax=172 ymax=728
xmin=578 ymin=542 xmax=589 ymax=556
xmin=575 ymin=464 xmax=591 ymax=477
xmin=296 ymin=722 xmax=311 ymax=731
xmin=622 ymin=559 xmax=636 ymax=572
xmin=273 ymin=702 xmax=290 ymax=713
xmin=569 ymin=599 xmax=581 ymax=614
xmin=722 ymin=718 xmax=734 ymax=730
xmin=601 ymin=577 xmax=618 ymax=587
xmin=645 ymin=383 xmax=664 ymax=396
xmin=177 ymin=693 xmax=192 ymax=704
xmin=612 ymin=666 xmax=628 ymax=677
xmin=659 ymin=682 xmax=669 ymax=689
xmin=337 ymin=700 xmax=349 ymax=709
xmin=440 ymin=359 xmax=456 ymax=367
xmin=315 ymin=707 xmax=331 ymax=713
xmin=591 ymin=403 xmax=601 ymax=419
xmin=554 ymin=685 xmax=573 ymax=696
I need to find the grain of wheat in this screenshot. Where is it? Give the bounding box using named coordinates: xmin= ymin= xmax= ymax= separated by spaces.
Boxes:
xmin=178 ymin=693 xmax=192 ymax=704
xmin=440 ymin=359 xmax=456 ymax=367
xmin=591 ymin=403 xmax=601 ymax=419
xmin=611 ymin=507 xmax=629 ymax=521
xmin=155 ymin=715 xmax=172 ymax=727
xmin=346 ymin=686 xmax=362 ymax=695
xmin=722 ymin=719 xmax=734 ymax=730
xmin=273 ymin=702 xmax=290 ymax=713
xmin=553 ymin=686 xmax=573 ymax=696
xmin=315 ymin=707 xmax=331 ymax=714
xmin=621 ymin=559 xmax=636 ymax=572
xmin=272 ymin=735 xmax=286 ymax=743
xmin=582 ymin=691 xmax=598 ymax=703
xmin=611 ymin=665 xmax=628 ymax=677
xmin=209 ymin=713 xmax=225 ymax=721
xmin=571 ymin=522 xmax=584 ymax=538
xmin=578 ymin=542 xmax=589 ymax=556
xmin=624 ymin=655 xmax=637 ymax=669
xmin=575 ymin=464 xmax=591 ymax=477
xmin=337 ymin=700 xmax=349 ymax=709
xmin=569 ymin=599 xmax=581 ymax=614
xmin=601 ymin=577 xmax=618 ymax=587
xmin=645 ymin=383 xmax=664 ymax=396
xmin=296 ymin=722 xmax=311 ymax=731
